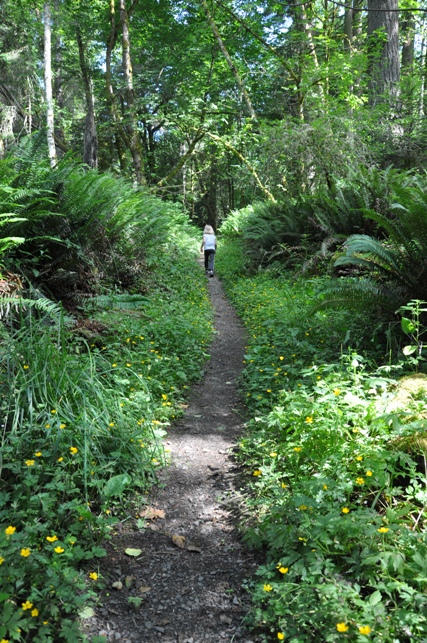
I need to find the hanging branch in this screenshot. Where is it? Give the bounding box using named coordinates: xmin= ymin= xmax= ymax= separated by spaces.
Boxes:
xmin=203 ymin=131 xmax=276 ymax=202
xmin=156 ymin=130 xmax=206 ymax=188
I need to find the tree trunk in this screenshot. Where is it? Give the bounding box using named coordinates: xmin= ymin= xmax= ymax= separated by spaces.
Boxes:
xmin=200 ymin=0 xmax=258 ymax=123
xmin=119 ymin=0 xmax=144 ymax=185
xmin=401 ymin=13 xmax=415 ymax=71
xmin=44 ymin=1 xmax=57 ymax=167
xmin=344 ymin=0 xmax=353 ymax=51
xmin=76 ymin=25 xmax=98 ymax=169
xmin=105 ymin=0 xmax=126 ymax=172
xmin=367 ymin=0 xmax=400 ymax=103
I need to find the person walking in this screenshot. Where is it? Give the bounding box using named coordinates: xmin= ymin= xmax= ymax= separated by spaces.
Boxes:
xmin=200 ymin=225 xmax=217 ymax=277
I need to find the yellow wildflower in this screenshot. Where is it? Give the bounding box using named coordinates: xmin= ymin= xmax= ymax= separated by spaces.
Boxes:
xmin=46 ymin=535 xmax=58 ymax=542
xmin=356 ymin=477 xmax=365 ymax=485
xmin=54 ymin=546 xmax=65 ymax=554
xmin=378 ymin=527 xmax=389 ymax=533
xmin=25 ymin=460 xmax=35 ymax=466
xmin=59 ymin=424 xmax=66 ymax=429
xmin=366 ymin=470 xmax=373 ymax=477
xmin=333 ymin=388 xmax=341 ymax=395
xmin=22 ymin=601 xmax=33 ymax=610
xmin=294 ymin=447 xmax=302 ymax=452
xmin=35 ymin=452 xmax=42 ymax=457
xmin=5 ymin=526 xmax=16 ymax=536
xmin=31 ymin=608 xmax=39 ymax=617
xmin=305 ymin=416 xmax=313 ymax=423
xmin=70 ymin=446 xmax=78 ymax=454
xmin=278 ymin=566 xmax=289 ymax=574
xmin=89 ymin=572 xmax=98 ymax=580
xmin=356 ymin=455 xmax=363 ymax=461
xmin=263 ymin=583 xmax=273 ymax=591
xmin=20 ymin=548 xmax=31 ymax=557
xmin=0 ymin=557 xmax=4 ymax=564
xmin=336 ymin=623 xmax=349 ymax=632
xmin=359 ymin=625 xmax=372 ymax=635
xmin=342 ymin=507 xmax=350 ymax=514
xmin=277 ymin=634 xmax=285 ymax=641
xmin=253 ymin=469 xmax=262 ymax=476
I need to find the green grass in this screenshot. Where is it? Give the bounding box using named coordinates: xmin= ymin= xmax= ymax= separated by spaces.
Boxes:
xmin=216 ymin=238 xmax=427 ymax=643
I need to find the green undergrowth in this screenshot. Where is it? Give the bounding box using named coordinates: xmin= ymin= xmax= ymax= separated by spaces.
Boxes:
xmin=216 ymin=239 xmax=427 ymax=643
xmin=0 ymin=245 xmax=212 ymax=641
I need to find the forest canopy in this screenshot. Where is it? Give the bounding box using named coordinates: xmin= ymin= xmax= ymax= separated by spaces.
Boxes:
xmin=1 ymin=0 xmax=424 ymax=227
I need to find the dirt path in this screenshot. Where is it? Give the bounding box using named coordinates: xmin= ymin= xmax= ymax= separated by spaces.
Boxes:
xmin=83 ymin=274 xmax=262 ymax=643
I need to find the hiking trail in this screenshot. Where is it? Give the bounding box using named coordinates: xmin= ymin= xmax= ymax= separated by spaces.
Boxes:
xmin=83 ymin=272 xmax=263 ymax=643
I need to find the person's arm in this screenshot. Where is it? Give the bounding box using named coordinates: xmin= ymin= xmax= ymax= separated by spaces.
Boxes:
xmin=200 ymin=235 xmax=205 ymax=252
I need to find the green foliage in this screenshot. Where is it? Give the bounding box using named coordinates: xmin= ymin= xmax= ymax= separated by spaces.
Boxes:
xmin=315 ymin=177 xmax=427 ymax=315
xmin=0 ymin=162 xmax=213 ymax=640
xmin=217 ymin=242 xmax=427 ymax=642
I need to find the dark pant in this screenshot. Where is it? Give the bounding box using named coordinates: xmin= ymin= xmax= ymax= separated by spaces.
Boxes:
xmin=204 ymin=249 xmax=215 ymax=270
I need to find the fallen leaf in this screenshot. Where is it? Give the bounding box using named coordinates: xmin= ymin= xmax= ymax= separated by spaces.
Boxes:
xmin=220 ymin=614 xmax=232 ymax=625
xmin=186 ymin=543 xmax=202 ymax=553
xmin=139 ymin=506 xmax=165 ymax=520
xmin=124 ymin=548 xmax=142 ymax=557
xmin=79 ymin=606 xmax=95 ymax=619
xmin=138 ymin=585 xmax=151 ymax=594
xmin=156 ymin=618 xmax=170 ymax=626
xmin=112 ymin=580 xmax=123 ymax=590
xmin=172 ymin=534 xmax=186 ymax=548
xmin=125 ymin=575 xmax=135 ymax=588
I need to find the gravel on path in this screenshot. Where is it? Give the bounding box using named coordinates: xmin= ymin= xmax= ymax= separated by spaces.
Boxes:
xmin=82 ymin=271 xmax=262 ymax=643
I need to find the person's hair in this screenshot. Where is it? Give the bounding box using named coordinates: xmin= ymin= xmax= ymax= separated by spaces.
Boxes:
xmin=203 ymin=225 xmax=215 ymax=234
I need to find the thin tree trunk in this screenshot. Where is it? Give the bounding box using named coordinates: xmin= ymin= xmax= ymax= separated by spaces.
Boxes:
xmin=200 ymin=0 xmax=258 ymax=122
xmin=344 ymin=0 xmax=353 ymax=50
xmin=76 ymin=25 xmax=98 ymax=169
xmin=106 ymin=0 xmax=126 ymax=171
xmin=119 ymin=0 xmax=144 ymax=185
xmin=44 ymin=1 xmax=57 ymax=168
xmin=401 ymin=13 xmax=415 ymax=71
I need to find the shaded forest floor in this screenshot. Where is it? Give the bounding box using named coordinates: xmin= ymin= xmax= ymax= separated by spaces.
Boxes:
xmin=82 ymin=272 xmax=263 ymax=643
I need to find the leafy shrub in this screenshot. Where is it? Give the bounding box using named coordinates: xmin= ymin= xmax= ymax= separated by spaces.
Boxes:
xmin=0 ymin=166 xmax=213 ymax=640
xmin=216 ymin=241 xmax=427 ymax=642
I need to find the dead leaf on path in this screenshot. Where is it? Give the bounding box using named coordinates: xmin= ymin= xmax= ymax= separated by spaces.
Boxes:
xmin=171 ymin=534 xmax=186 ymax=548
xmin=186 ymin=543 xmax=202 ymax=553
xmin=112 ymin=580 xmax=123 ymax=590
xmin=156 ymin=618 xmax=170 ymax=626
xmin=138 ymin=585 xmax=151 ymax=594
xmin=125 ymin=575 xmax=135 ymax=588
xmin=124 ymin=548 xmax=142 ymax=557
xmin=139 ymin=506 xmax=165 ymax=520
